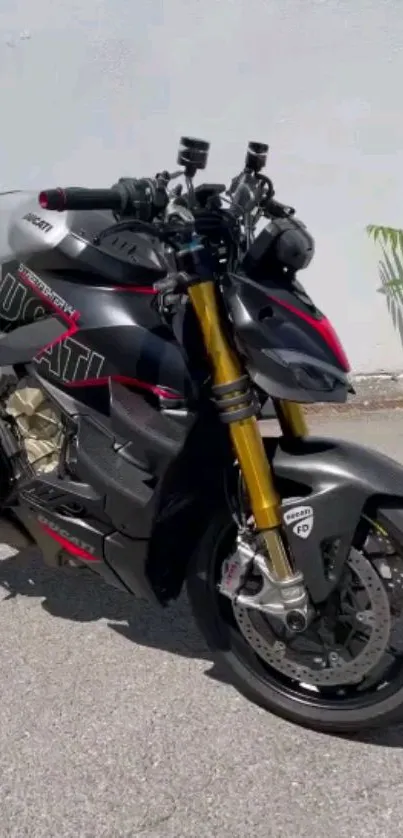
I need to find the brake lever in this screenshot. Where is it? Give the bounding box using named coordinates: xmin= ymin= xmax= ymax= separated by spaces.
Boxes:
xmin=264 ymin=199 xmax=295 ymax=219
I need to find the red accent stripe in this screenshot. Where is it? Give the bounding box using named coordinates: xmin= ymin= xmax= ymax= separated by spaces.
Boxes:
xmin=65 ymin=374 xmax=180 ymax=400
xmin=36 ymin=328 xmax=180 ymax=399
xmin=111 ymin=286 xmax=156 ymax=295
xmin=36 ymin=319 xmax=79 ymax=356
xmin=38 ymin=521 xmax=101 ymax=562
xmin=267 ymin=296 xmax=350 ymax=373
xmin=18 ymin=265 xmax=81 ymax=356
xmin=18 ymin=265 xmax=155 ymax=305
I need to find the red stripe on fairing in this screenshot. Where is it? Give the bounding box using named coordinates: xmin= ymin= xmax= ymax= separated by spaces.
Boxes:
xmin=267 ymin=296 xmax=350 ymax=373
xmin=38 ymin=521 xmax=101 ymax=562
xmin=111 ymin=286 xmax=156 ymax=295
xmin=19 ymin=266 xmax=155 ymax=299
xmin=36 ymin=318 xmax=80 ymax=356
xmin=64 ymin=375 xmax=180 ymax=400
xmin=18 ymin=265 xmax=81 ymax=356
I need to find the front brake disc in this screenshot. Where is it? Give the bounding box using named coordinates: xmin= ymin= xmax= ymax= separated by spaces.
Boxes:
xmin=232 ymin=549 xmax=391 ymax=687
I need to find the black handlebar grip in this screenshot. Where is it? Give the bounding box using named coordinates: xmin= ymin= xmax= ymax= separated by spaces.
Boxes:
xmin=38 ymin=187 xmax=123 ymax=212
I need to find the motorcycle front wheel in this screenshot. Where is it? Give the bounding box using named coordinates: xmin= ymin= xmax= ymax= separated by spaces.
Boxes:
xmin=186 ymin=510 xmax=403 ymax=733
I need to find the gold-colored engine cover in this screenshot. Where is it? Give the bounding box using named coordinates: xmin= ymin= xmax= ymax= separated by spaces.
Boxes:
xmin=6 ymin=385 xmax=63 ymax=473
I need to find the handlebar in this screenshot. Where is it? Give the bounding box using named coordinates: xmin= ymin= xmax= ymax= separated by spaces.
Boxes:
xmin=37 ymin=138 xmax=296 ymax=229
xmin=39 ymin=187 xmax=123 ymax=212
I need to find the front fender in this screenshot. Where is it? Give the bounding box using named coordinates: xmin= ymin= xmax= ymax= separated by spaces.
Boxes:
xmin=269 ymin=435 xmax=403 ymax=603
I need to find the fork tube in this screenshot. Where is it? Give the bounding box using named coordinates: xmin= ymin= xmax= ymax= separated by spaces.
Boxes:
xmin=187 ymin=280 xmax=294 ymax=581
xmin=274 ymin=399 xmax=308 ymax=438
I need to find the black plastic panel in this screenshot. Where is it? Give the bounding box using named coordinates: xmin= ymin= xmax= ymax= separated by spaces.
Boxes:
xmin=75 ymin=415 xmax=156 ymax=538
xmin=104 ymin=531 xmax=158 ymax=602
xmin=19 ymin=473 xmax=104 ymax=517
xmin=110 ymin=381 xmax=188 ymax=475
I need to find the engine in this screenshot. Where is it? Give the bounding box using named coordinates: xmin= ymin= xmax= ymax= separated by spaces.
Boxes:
xmin=5 ymin=382 xmax=64 ymax=474
xmin=0 ymin=379 xmax=68 ymax=562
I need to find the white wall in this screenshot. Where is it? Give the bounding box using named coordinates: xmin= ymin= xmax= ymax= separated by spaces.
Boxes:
xmin=0 ymin=0 xmax=402 ymax=372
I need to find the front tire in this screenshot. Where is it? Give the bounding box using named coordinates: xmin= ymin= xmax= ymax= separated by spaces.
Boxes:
xmin=186 ymin=511 xmax=403 ymax=734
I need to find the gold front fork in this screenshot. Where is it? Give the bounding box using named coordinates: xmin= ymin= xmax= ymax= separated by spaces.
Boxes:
xmin=187 ymin=280 xmax=295 ymax=581
xmin=275 ymin=399 xmax=308 ymax=438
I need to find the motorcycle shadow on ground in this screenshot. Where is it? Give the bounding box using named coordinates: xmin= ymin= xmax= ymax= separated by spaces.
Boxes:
xmin=1 ymin=545 xmax=403 ymax=746
xmin=0 ymin=544 xmax=228 ymax=682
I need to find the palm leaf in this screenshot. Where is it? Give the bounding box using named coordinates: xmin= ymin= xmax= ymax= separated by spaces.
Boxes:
xmin=380 ymin=245 xmax=403 ymax=298
xmin=368 ymin=224 xmax=403 ymax=346
xmin=367 ymin=224 xmax=403 ymax=250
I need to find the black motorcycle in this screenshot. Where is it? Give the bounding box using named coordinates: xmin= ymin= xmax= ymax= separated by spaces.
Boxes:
xmin=0 ymin=136 xmax=402 ymax=733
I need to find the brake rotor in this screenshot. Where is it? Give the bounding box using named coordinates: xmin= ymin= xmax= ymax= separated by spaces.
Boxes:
xmin=232 ymin=549 xmax=391 ymax=687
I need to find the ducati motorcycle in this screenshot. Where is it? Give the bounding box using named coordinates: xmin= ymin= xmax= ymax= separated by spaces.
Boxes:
xmin=0 ymin=137 xmax=403 ymax=734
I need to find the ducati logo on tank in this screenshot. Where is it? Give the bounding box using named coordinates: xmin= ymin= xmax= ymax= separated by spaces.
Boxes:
xmin=36 ymin=336 xmax=106 ymax=384
xmin=283 ymin=504 xmax=314 ymax=539
xmin=22 ymin=212 xmax=54 ymax=234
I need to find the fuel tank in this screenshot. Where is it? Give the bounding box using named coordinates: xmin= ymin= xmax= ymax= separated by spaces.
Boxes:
xmin=0 ymin=193 xmax=193 ymax=411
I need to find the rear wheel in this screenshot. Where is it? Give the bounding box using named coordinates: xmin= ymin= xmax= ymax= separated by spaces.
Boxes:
xmin=186 ymin=511 xmax=403 ymax=733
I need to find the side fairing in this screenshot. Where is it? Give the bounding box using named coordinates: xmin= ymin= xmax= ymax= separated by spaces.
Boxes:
xmin=0 ymin=194 xmax=193 ymax=409
xmin=0 ymin=259 xmax=194 ymax=410
xmin=226 ymin=273 xmax=350 ymax=404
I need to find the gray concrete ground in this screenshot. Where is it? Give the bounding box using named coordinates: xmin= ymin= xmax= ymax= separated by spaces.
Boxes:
xmin=1 ymin=410 xmax=403 ymax=837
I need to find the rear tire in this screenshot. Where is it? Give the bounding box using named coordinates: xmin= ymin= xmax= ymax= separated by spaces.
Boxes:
xmin=186 ymin=510 xmax=403 ymax=734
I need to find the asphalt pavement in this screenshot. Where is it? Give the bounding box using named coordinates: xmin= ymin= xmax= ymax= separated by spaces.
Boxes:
xmin=2 ymin=410 xmax=403 ymax=837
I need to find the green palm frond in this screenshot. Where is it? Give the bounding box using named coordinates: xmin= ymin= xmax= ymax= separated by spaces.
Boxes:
xmin=367 ymin=223 xmax=403 ymax=345
xmin=367 ymin=224 xmax=403 ymax=252
xmin=367 ymin=224 xmax=403 ymax=296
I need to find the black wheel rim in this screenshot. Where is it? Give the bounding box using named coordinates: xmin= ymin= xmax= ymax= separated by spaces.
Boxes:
xmin=210 ymin=522 xmax=403 ymax=712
